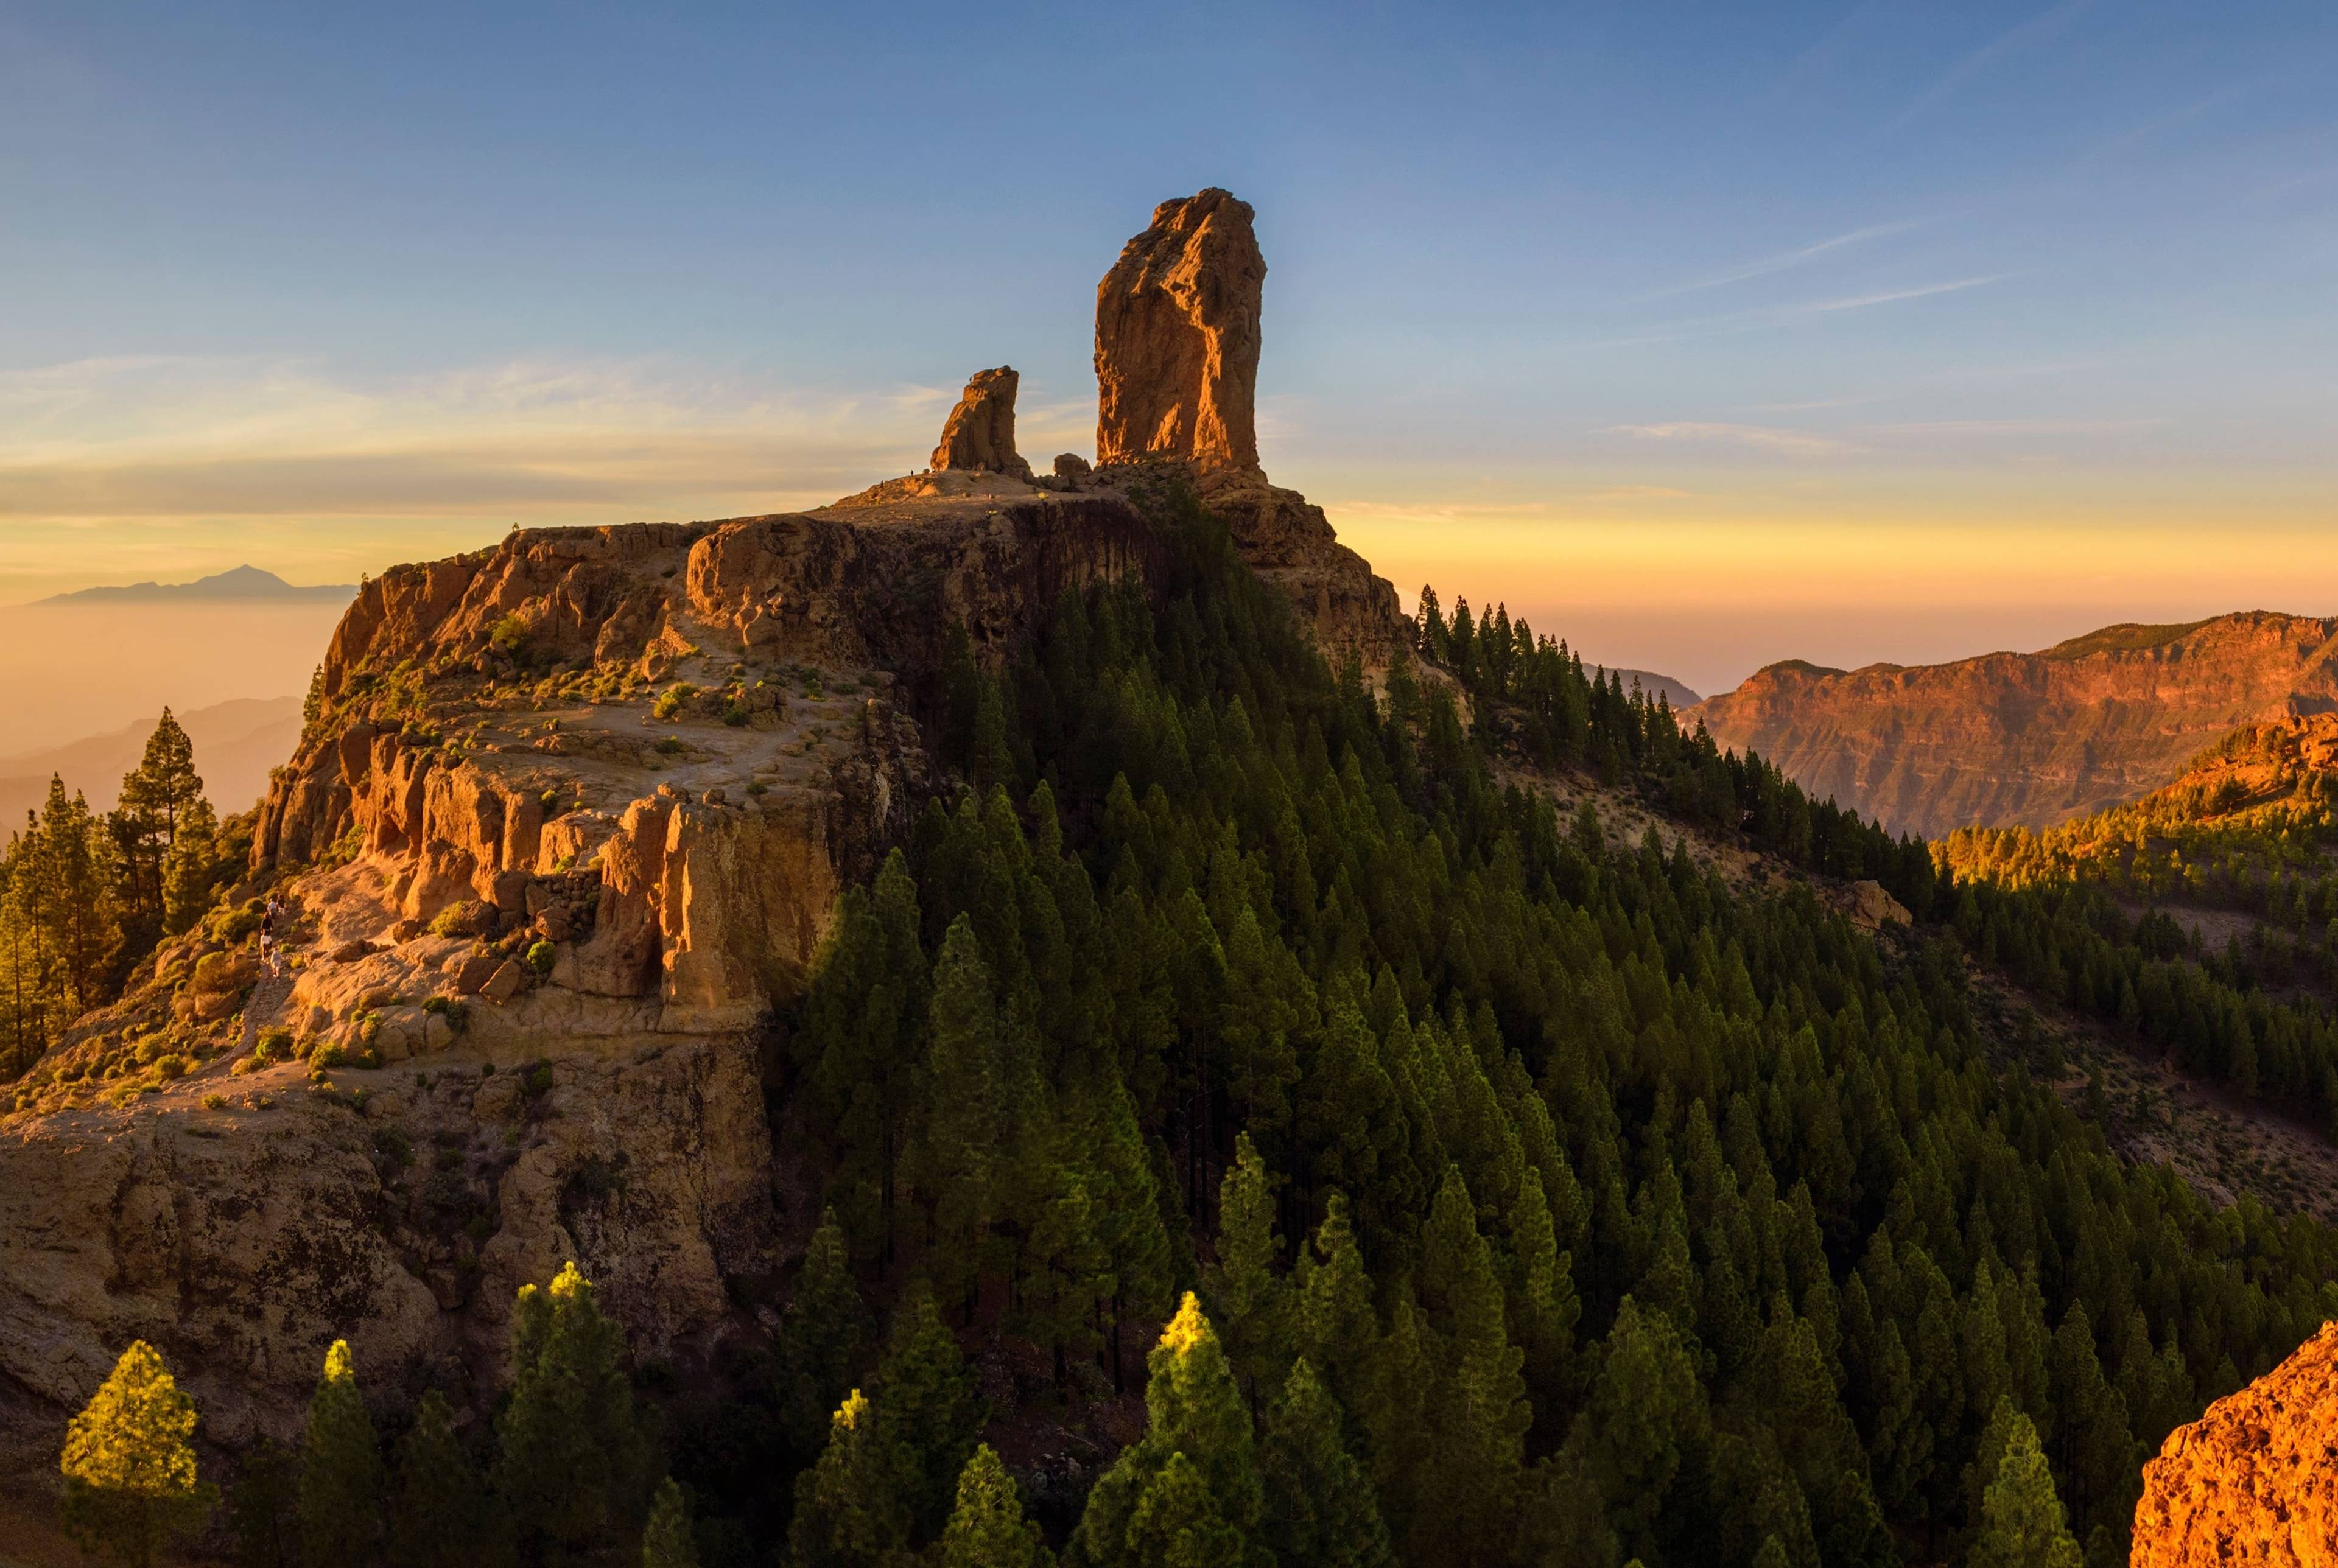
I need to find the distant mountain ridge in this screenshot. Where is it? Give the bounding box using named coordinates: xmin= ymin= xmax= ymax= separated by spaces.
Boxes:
xmin=33 ymin=564 xmax=356 ymax=606
xmin=0 ymin=695 xmax=302 ymax=823
xmin=1688 ymin=609 xmax=2338 ymax=839
xmin=1592 ymin=665 xmax=1700 ymax=710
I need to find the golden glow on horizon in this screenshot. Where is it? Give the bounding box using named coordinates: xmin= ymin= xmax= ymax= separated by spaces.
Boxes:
xmin=3 ymin=355 xmax=2331 ymax=656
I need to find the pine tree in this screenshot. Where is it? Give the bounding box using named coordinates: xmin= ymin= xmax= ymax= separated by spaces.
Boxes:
xmin=1968 ymin=1405 xmax=2083 ymax=1568
xmin=1410 ymin=1164 xmax=1531 ymax=1566
xmin=1291 ymin=1192 xmax=1378 ymax=1428
xmin=935 ymin=1445 xmax=1053 ymax=1568
xmin=159 ymin=793 xmax=222 ymax=936
xmin=1204 ymin=1133 xmax=1291 ymax=1404
xmin=226 ymin=1437 xmax=298 ymax=1568
xmin=1078 ymin=1069 xmax=1175 ymax=1394
xmin=1257 ymin=1359 xmax=1395 ymax=1568
xmin=1073 ymin=1294 xmax=1267 ymax=1567
xmin=297 ymin=1340 xmax=381 ymax=1568
xmin=919 ymin=917 xmax=1006 ymax=1317
xmin=112 ymin=709 xmax=203 ymax=947
xmin=1554 ymin=1295 xmax=1713 ymax=1567
xmin=777 ymin=1208 xmax=868 ymax=1460
xmin=58 ymin=1340 xmax=215 ymax=1568
xmin=496 ymin=1264 xmax=644 ymax=1557
xmin=866 ymin=1283 xmax=986 ymax=1541
xmin=643 ymin=1477 xmax=700 ymax=1568
xmin=1120 ymin=1450 xmax=1247 ymax=1568
xmin=387 ymin=1390 xmax=494 ymax=1568
xmin=787 ymin=1390 xmax=913 ymax=1568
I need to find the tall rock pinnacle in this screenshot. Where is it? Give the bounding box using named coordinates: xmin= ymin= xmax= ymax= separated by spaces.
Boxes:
xmin=930 ymin=366 xmax=1033 ymax=478
xmin=1094 ymin=188 xmax=1265 ymax=471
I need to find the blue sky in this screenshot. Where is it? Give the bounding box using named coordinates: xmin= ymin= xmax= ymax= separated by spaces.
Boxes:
xmin=2 ymin=0 xmax=2333 ymax=694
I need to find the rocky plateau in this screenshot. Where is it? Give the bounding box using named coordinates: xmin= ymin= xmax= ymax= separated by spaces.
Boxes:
xmin=0 ymin=187 xmax=1406 ymax=1461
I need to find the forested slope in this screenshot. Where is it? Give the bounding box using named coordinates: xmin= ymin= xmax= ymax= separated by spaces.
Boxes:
xmin=720 ymin=494 xmax=2338 ymax=1568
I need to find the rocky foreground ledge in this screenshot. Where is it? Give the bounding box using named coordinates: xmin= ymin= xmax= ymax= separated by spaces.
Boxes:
xmin=2130 ymin=1319 xmax=2338 ymax=1567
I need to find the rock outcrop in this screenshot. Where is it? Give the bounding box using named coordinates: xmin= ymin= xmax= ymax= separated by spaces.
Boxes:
xmin=0 ymin=184 xmax=1416 ymax=1454
xmin=1095 ymin=187 xmax=1265 ymax=471
xmin=929 ymin=366 xmax=1033 ymax=479
xmin=1688 ymin=612 xmax=2338 ymax=838
xmin=2131 ymin=1320 xmax=2338 ymax=1567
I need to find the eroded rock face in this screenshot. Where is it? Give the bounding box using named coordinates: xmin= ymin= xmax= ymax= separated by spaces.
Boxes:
xmin=1689 ymin=612 xmax=2338 ymax=838
xmin=930 ymin=366 xmax=1033 ymax=478
xmin=0 ymin=1038 xmax=773 ymax=1444
xmin=1095 ymin=187 xmax=1265 ymax=471
xmin=2131 ymin=1320 xmax=2338 ymax=1567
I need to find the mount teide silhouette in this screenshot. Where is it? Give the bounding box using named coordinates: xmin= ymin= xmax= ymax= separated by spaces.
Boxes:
xmin=1688 ymin=611 xmax=2338 ymax=839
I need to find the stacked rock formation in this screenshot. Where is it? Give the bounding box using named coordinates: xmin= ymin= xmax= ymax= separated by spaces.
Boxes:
xmin=1095 ymin=187 xmax=1265 ymax=471
xmin=2130 ymin=1321 xmax=2338 ymax=1566
xmin=929 ymin=365 xmax=1032 ymax=479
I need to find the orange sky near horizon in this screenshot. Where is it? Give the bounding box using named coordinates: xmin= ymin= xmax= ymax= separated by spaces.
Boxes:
xmin=1 ymin=355 xmax=2331 ymax=703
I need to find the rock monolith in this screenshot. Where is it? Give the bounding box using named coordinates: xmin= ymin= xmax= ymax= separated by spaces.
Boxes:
xmin=1095 ymin=188 xmax=1264 ymax=471
xmin=930 ymin=366 xmax=1031 ymax=478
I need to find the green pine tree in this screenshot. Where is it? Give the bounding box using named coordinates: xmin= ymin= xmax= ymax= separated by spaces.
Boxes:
xmin=226 ymin=1437 xmax=298 ymax=1568
xmin=1073 ymin=1294 xmax=1268 ymax=1568
xmin=777 ymin=1208 xmax=868 ymax=1460
xmin=58 ymin=1340 xmax=216 ymax=1568
xmin=1257 ymin=1358 xmax=1395 ymax=1568
xmin=919 ymin=917 xmax=1006 ymax=1318
xmin=297 ymin=1340 xmax=381 ymax=1568
xmin=1968 ymin=1405 xmax=2083 ymax=1568
xmin=111 ymin=708 xmax=204 ymax=947
xmin=934 ymin=1445 xmax=1053 ymax=1568
xmin=386 ymin=1390 xmax=494 ymax=1568
xmin=866 ymin=1283 xmax=986 ymax=1542
xmin=495 ymin=1264 xmax=644 ymax=1558
xmin=643 ymin=1477 xmax=699 ymax=1568
xmin=787 ymin=1390 xmax=914 ymax=1568
xmin=1204 ymin=1133 xmax=1291 ymax=1404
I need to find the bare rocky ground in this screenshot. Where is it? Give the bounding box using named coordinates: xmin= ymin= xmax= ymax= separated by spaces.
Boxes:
xmin=1967 ymin=970 xmax=2338 ymax=1225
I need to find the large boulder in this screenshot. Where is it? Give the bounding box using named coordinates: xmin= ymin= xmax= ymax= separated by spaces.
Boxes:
xmin=2131 ymin=1320 xmax=2338 ymax=1566
xmin=1095 ymin=188 xmax=1265 ymax=472
xmin=930 ymin=366 xmax=1033 ymax=479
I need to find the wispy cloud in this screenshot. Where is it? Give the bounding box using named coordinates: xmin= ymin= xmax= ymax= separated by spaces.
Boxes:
xmin=1889 ymin=0 xmax=2095 ymax=130
xmin=1794 ymin=274 xmax=2011 ymax=315
xmin=1596 ymin=272 xmax=2013 ymax=347
xmin=1604 ymin=421 xmax=1846 ymax=456
xmin=1634 ymin=219 xmax=1928 ymax=301
xmin=0 ymin=352 xmax=1058 ymax=530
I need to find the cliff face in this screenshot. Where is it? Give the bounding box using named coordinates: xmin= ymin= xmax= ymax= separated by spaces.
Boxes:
xmin=2131 ymin=1320 xmax=2338 ymax=1567
xmin=1690 ymin=612 xmax=2338 ymax=838
xmin=0 ymin=187 xmax=1413 ymax=1451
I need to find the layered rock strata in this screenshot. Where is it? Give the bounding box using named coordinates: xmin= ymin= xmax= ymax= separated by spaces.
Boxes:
xmin=1690 ymin=612 xmax=2338 ymax=837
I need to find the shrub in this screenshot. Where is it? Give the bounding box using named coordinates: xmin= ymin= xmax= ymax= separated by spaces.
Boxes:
xmin=201 ymin=1093 xmax=225 ymax=1111
xmin=651 ymin=683 xmax=698 ymax=721
xmin=153 ymin=1055 xmax=188 ymax=1081
xmin=655 ymin=737 xmax=684 ymax=756
xmin=525 ymin=1064 xmax=555 ymax=1097
xmin=490 ymin=614 xmax=530 ymax=654
xmin=255 ymin=1028 xmax=292 ymax=1062
xmin=311 ymin=1043 xmax=348 ymax=1070
xmin=372 ymin=1127 xmax=412 ymax=1169
xmin=524 ymin=940 xmax=556 ymax=975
